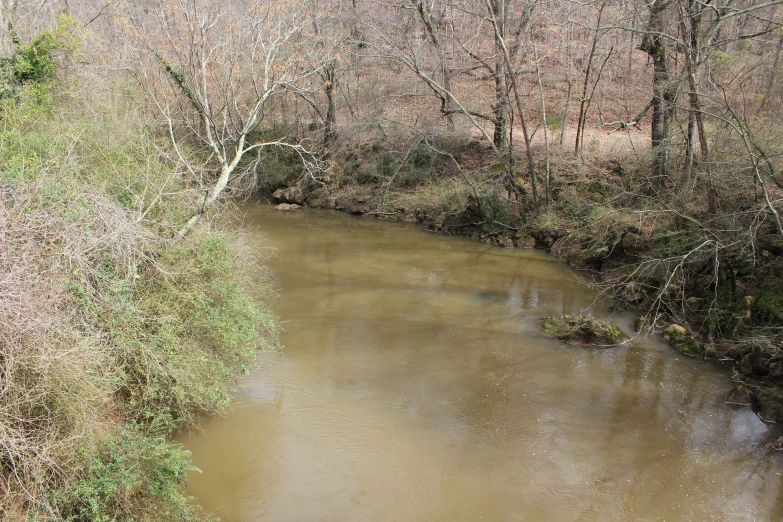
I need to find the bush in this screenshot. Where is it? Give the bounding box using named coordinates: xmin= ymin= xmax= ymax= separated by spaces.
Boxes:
xmin=0 ymin=14 xmax=81 ymax=100
xmin=0 ymin=89 xmax=277 ymax=519
xmin=57 ymin=427 xmax=198 ymax=522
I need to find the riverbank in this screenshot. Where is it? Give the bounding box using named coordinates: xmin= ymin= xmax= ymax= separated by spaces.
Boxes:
xmin=0 ymin=95 xmax=278 ymax=519
xmin=264 ymin=141 xmax=783 ymax=427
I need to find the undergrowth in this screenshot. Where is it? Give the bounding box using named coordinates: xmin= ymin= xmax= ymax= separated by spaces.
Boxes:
xmin=0 ymin=86 xmax=277 ymax=519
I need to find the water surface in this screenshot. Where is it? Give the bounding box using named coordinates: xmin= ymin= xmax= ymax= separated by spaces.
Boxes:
xmin=180 ymin=204 xmax=783 ymax=521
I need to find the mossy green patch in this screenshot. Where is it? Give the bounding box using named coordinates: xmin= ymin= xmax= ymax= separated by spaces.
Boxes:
xmin=663 ymin=324 xmax=703 ymax=356
xmin=541 ymin=315 xmax=629 ymax=346
xmin=753 ymin=294 xmax=783 ymax=327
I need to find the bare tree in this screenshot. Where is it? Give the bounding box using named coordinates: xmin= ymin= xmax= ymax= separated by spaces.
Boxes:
xmin=125 ymin=0 xmax=323 ymax=240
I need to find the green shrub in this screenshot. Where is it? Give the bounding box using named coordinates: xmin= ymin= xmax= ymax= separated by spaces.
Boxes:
xmin=1 ymin=14 xmax=81 ymax=100
xmin=109 ymin=232 xmax=278 ymax=432
xmin=57 ymin=427 xmax=198 ymax=522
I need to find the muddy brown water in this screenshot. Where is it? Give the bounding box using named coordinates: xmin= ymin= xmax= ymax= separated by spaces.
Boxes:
xmin=179 ymin=203 xmax=783 ymax=521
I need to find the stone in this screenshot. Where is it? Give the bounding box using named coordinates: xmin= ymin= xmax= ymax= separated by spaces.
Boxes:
xmin=768 ymin=363 xmax=783 ymax=379
xmin=738 ymin=354 xmax=754 ymax=375
xmin=549 ymin=238 xmax=571 ymax=257
xmin=514 ymin=234 xmax=536 ymax=249
xmin=726 ymin=296 xmax=756 ymax=337
xmin=530 ymin=229 xmax=556 ymax=248
xmin=568 ymin=246 xmax=610 ymax=271
xmin=737 ymin=296 xmax=756 ymax=318
xmin=663 ymin=324 xmax=703 ymax=356
xmin=695 ymin=276 xmax=715 ymax=290
xmin=757 ymin=386 xmax=783 ymax=422
xmin=624 ymin=283 xmax=646 ymax=303
xmin=622 ymin=231 xmax=653 ymax=258
xmin=750 ymin=346 xmax=771 ymax=376
xmin=758 ymin=234 xmax=783 ymax=256
xmin=600 ymin=264 xmax=638 ymax=283
xmin=684 ymin=297 xmax=707 ymax=323
xmin=541 ymin=315 xmax=629 ymax=346
xmin=725 ymin=385 xmax=754 ymax=406
xmin=600 ymin=257 xmax=625 ymax=272
xmin=272 ymin=186 xmax=304 ymax=205
xmin=275 ymin=203 xmax=302 ymax=211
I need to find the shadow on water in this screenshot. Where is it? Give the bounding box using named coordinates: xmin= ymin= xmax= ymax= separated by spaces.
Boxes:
xmin=178 ymin=204 xmax=783 ymax=522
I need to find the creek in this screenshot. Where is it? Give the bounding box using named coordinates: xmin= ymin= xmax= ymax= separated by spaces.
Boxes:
xmin=179 ymin=203 xmax=783 ymax=521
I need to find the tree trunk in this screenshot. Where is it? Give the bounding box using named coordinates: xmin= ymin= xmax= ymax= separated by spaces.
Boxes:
xmin=0 ymin=0 xmax=17 ymax=58
xmin=575 ymin=3 xmax=605 ymax=158
xmin=442 ymin=57 xmax=455 ymax=128
xmin=560 ymin=23 xmax=574 ymax=148
xmin=533 ymin=40 xmax=550 ymax=208
xmin=323 ymin=61 xmax=337 ymax=147
xmin=640 ymin=1 xmax=675 ymax=189
xmin=490 ymin=0 xmax=508 ymax=150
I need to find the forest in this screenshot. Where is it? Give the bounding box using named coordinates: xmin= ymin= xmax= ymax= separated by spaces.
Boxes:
xmin=2 ymin=0 xmax=783 ymax=519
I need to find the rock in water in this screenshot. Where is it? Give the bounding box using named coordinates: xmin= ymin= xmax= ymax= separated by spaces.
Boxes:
xmin=275 ymin=203 xmax=302 ymax=211
xmin=541 ymin=315 xmax=629 ymax=346
xmin=725 ymin=385 xmax=754 ymax=406
xmin=663 ymin=324 xmax=702 ymax=356
xmin=757 ymin=387 xmax=783 ymax=422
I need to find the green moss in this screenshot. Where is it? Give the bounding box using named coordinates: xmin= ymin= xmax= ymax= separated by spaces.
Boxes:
xmin=542 ymin=315 xmax=629 ymax=346
xmin=753 ymin=295 xmax=783 ymax=327
xmin=663 ymin=324 xmax=703 ymax=356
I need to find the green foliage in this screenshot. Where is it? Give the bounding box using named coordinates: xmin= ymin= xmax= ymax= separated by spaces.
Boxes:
xmin=109 ymin=233 xmax=278 ymax=432
xmin=342 ymin=137 xmax=454 ymax=188
xmin=382 ymin=177 xmax=473 ymax=224
xmin=58 ymin=427 xmax=199 ymax=521
xmin=664 ymin=325 xmax=703 ymax=356
xmin=1 ymin=14 xmax=82 ymax=100
xmin=546 ymin=114 xmax=564 ymax=131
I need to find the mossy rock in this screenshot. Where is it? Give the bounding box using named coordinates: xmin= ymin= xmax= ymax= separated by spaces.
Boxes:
xmin=541 ymin=315 xmax=629 ymax=346
xmin=753 ymin=295 xmax=783 ymax=327
xmin=663 ymin=324 xmax=703 ymax=356
xmin=757 ymin=386 xmax=783 ymax=423
xmin=725 ymin=385 xmax=754 ymax=406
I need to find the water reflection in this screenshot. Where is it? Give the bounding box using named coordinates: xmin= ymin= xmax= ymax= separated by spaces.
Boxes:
xmin=179 ymin=204 xmax=783 ymax=521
